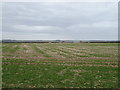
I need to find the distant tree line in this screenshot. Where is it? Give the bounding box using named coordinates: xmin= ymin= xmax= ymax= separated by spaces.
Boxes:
xmin=1 ymin=40 xmax=120 ymax=43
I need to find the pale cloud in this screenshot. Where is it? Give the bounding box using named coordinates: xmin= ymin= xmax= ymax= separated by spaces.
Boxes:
xmin=0 ymin=3 xmax=2 ymax=40
xmin=2 ymin=0 xmax=119 ymax=2
xmin=2 ymin=2 xmax=118 ymax=40
xmin=13 ymin=25 xmax=61 ymax=31
xmin=12 ymin=21 xmax=117 ymax=33
xmin=68 ymin=21 xmax=117 ymax=29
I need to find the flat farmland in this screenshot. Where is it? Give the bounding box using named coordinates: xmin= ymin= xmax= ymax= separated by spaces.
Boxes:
xmin=2 ymin=43 xmax=119 ymax=88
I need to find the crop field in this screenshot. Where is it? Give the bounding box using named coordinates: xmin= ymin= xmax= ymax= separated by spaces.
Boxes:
xmin=2 ymin=43 xmax=119 ymax=88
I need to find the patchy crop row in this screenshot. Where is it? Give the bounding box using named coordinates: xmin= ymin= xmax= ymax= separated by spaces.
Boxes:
xmin=2 ymin=43 xmax=119 ymax=88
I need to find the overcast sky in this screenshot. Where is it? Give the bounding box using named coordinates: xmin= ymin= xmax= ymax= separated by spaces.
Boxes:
xmin=2 ymin=2 xmax=118 ymax=40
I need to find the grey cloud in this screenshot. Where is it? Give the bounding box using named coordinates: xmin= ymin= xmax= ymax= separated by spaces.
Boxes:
xmin=2 ymin=2 xmax=118 ymax=40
